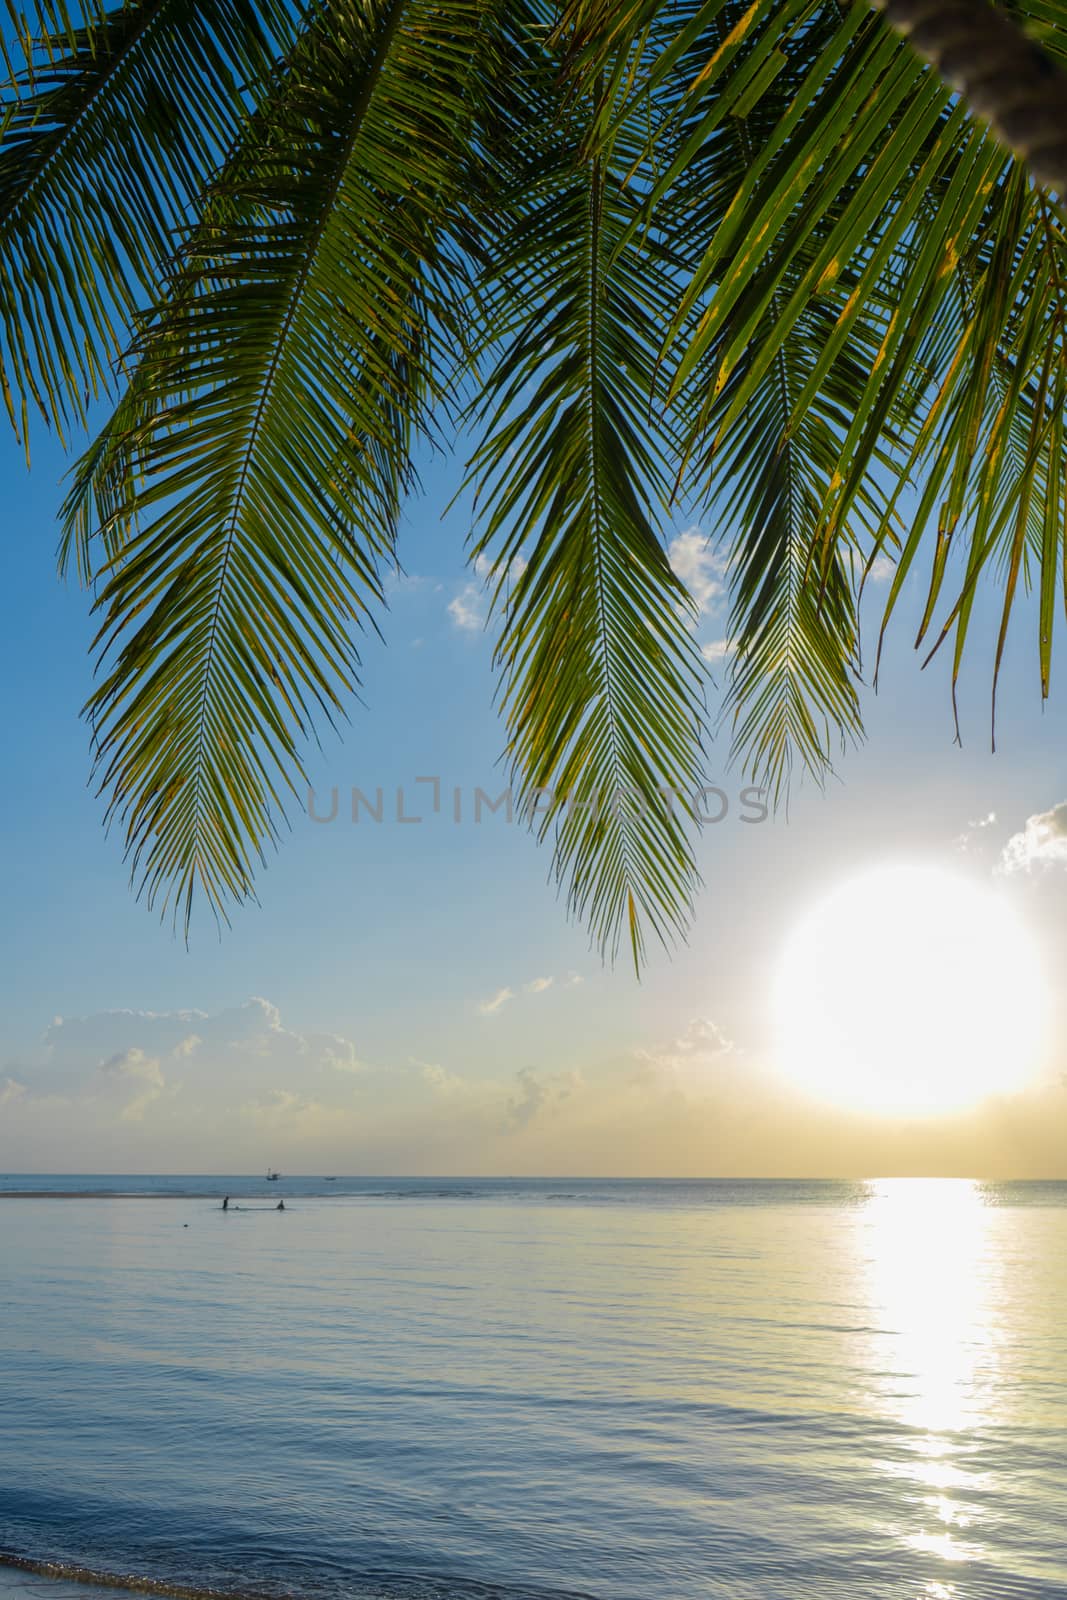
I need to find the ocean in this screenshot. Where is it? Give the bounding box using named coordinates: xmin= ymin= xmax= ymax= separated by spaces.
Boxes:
xmin=1 ymin=1177 xmax=1064 ymax=1600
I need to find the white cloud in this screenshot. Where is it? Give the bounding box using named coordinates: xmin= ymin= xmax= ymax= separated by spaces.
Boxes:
xmin=479 ymin=976 xmax=564 ymax=1009
xmin=867 ymin=555 xmax=895 ymax=584
xmin=1 ymin=997 xmax=384 ymax=1165
xmin=100 ymin=1046 xmax=161 ymax=1078
xmin=46 ymin=1006 xmax=207 ymax=1059
xmin=998 ymin=801 xmax=1067 ymax=875
xmin=30 ymin=998 xmax=368 ymax=1122
xmin=100 ymin=1047 xmax=167 ymax=1122
xmin=226 ymin=995 xmax=297 ymax=1057
xmin=504 ymin=1066 xmax=581 ymax=1131
xmin=668 ymin=527 xmax=726 ymax=620
xmin=473 ymin=552 xmax=527 ymax=585
xmin=450 ymin=558 xmax=527 ymax=634
xmin=447 ymin=584 xmax=486 ymax=633
xmin=241 ymin=1088 xmax=326 ymax=1126
xmin=319 ymin=1035 xmax=370 ymax=1075
xmin=420 ymin=1062 xmax=465 ymax=1096
xmin=701 ymin=638 xmax=732 ymax=664
xmin=674 ymin=1018 xmax=733 ymax=1055
xmin=636 ymin=1016 xmax=736 ymax=1099
xmin=47 ymin=998 xmax=361 ymax=1074
xmin=954 ymin=811 xmax=998 ymax=855
xmin=0 ymin=1077 xmax=27 ymax=1108
xmin=477 ymin=986 xmax=515 ymax=1016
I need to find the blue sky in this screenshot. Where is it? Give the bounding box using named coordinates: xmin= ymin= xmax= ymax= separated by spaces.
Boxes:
xmin=3 ymin=414 xmax=1067 ymax=1176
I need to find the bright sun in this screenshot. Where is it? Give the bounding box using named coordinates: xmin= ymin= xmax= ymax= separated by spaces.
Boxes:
xmin=773 ymin=862 xmax=1048 ymax=1116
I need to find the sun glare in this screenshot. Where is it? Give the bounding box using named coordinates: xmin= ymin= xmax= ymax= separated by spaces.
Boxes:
xmin=773 ymin=863 xmax=1048 ymax=1116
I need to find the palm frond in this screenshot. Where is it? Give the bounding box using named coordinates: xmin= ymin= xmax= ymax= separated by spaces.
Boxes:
xmin=569 ymin=0 xmax=1067 ymax=777
xmin=467 ymin=24 xmax=708 ymax=970
xmin=65 ymin=0 xmax=498 ymax=931
xmin=685 ymin=296 xmax=875 ymax=801
xmin=0 ymin=0 xmax=292 ymax=439
xmin=867 ymin=169 xmax=1067 ymax=742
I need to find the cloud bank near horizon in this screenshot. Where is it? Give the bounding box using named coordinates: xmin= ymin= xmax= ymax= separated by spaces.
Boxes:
xmin=2 ymin=996 xmax=1065 ymax=1179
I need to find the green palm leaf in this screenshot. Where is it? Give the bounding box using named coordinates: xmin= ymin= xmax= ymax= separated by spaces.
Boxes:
xmin=0 ymin=0 xmax=291 ymax=438
xmin=64 ymin=0 xmax=498 ymax=931
xmin=565 ymin=0 xmax=1067 ymax=782
xmin=466 ymin=26 xmax=708 ymax=969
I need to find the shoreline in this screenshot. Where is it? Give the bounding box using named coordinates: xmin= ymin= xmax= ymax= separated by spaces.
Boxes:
xmin=0 ymin=1556 xmax=276 ymax=1600
xmin=0 ymin=1571 xmax=132 ymax=1600
xmin=0 ymin=1564 xmax=196 ymax=1600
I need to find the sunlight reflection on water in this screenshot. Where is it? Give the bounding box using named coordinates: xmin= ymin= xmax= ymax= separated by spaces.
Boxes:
xmin=858 ymin=1180 xmax=1001 ymax=1594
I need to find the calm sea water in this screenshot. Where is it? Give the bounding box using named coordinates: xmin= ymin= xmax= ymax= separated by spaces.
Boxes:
xmin=1 ymin=1177 xmax=1065 ymax=1600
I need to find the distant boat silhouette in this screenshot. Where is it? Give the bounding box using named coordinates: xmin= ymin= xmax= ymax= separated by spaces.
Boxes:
xmin=266 ymin=1168 xmax=281 ymax=1181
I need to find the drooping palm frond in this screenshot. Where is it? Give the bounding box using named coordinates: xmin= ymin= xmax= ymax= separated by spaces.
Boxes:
xmin=678 ymin=288 xmax=878 ymax=800
xmin=0 ymin=0 xmax=291 ymax=438
xmin=466 ymin=21 xmax=708 ymax=969
xmin=557 ymin=0 xmax=926 ymax=785
xmin=63 ymin=0 xmax=500 ymax=931
xmin=866 ymin=168 xmax=1067 ymax=739
xmin=648 ymin=2 xmax=885 ymax=797
xmin=564 ymin=0 xmax=1067 ymax=195
xmin=564 ymin=0 xmax=1067 ymax=779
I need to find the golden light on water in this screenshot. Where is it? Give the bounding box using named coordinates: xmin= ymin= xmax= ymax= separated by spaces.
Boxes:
xmin=773 ymin=863 xmax=1048 ymax=1115
xmin=862 ymin=1179 xmax=996 ymax=1436
xmin=857 ymin=1179 xmax=1002 ymax=1592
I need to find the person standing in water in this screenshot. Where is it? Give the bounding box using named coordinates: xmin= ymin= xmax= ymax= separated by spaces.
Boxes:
xmin=277 ymin=1200 xmax=285 ymax=1211
xmin=222 ymin=1196 xmax=229 ymax=1211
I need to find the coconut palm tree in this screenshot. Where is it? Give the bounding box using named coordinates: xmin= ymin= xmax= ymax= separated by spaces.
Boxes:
xmin=1 ymin=0 xmax=1065 ymax=969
